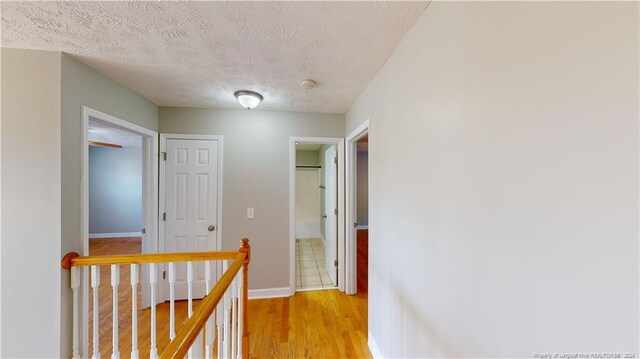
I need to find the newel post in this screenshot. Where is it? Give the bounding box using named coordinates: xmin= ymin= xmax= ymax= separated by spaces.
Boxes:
xmin=238 ymin=238 xmax=251 ymax=359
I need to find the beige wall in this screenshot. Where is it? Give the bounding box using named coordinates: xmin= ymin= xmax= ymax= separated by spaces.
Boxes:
xmin=1 ymin=48 xmax=62 ymax=358
xmin=159 ymin=107 xmax=344 ymax=289
xmin=60 ymin=53 xmax=158 ymax=357
xmin=346 ymin=2 xmax=639 ymax=357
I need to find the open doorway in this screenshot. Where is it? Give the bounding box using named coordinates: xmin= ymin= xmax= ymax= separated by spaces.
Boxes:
xmin=81 ymin=107 xmax=159 ymax=356
xmin=355 ymin=135 xmax=369 ymax=294
xmin=88 ymin=120 xmax=143 ymax=256
xmin=346 ymin=121 xmax=369 ymax=295
xmin=290 ymin=137 xmax=345 ymax=294
xmin=295 ymin=143 xmax=336 ymax=291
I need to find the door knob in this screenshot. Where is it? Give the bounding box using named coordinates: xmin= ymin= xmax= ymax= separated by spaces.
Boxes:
xmin=208 ymin=225 xmax=216 ymax=232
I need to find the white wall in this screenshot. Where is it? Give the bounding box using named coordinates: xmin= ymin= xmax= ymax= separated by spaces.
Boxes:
xmin=295 ymin=169 xmax=322 ymax=238
xmin=1 ymin=48 xmax=62 ymax=358
xmin=159 ymin=107 xmax=344 ymax=290
xmin=346 ymin=2 xmax=639 ymax=357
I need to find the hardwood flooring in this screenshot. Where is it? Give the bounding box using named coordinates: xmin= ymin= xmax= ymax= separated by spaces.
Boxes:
xmin=89 ymin=237 xmax=371 ymax=358
xmin=248 ymin=290 xmax=370 ymax=358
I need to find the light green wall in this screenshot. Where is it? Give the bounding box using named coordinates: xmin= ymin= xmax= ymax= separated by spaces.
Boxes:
xmin=295 ymin=150 xmax=320 ymax=166
xmin=60 ymin=53 xmax=158 ymax=357
xmin=159 ymin=107 xmax=344 ymax=290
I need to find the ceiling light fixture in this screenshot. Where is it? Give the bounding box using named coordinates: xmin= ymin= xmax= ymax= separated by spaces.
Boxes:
xmin=234 ymin=90 xmax=263 ymax=110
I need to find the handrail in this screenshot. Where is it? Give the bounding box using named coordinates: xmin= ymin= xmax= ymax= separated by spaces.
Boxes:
xmin=61 ymin=250 xmax=240 ymax=268
xmin=161 ymin=252 xmax=245 ymax=358
xmin=61 ymin=238 xmax=251 ymax=358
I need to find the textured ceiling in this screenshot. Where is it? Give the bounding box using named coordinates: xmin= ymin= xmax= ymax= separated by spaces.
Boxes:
xmin=1 ymin=1 xmax=428 ymax=114
xmin=89 ymin=120 xmax=142 ymax=148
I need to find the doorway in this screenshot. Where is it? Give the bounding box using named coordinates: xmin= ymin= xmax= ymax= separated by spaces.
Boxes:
xmin=88 ymin=119 xmax=144 ymax=255
xmin=80 ymin=106 xmax=159 ymax=356
xmin=346 ymin=121 xmax=369 ymax=295
xmin=290 ymin=137 xmax=345 ymax=294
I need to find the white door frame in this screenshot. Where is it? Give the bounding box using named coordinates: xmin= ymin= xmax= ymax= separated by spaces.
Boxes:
xmin=345 ymin=120 xmax=369 ymax=295
xmin=80 ymin=106 xmax=159 ymax=355
xmin=289 ymin=137 xmax=345 ymax=295
xmin=159 ymin=133 xmax=224 ymax=301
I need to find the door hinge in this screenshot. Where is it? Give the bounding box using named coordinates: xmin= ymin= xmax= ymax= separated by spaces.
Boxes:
xmin=354 ymin=222 xmax=357 ymax=228
xmin=334 ymin=259 xmax=338 ymax=267
xmin=334 ymin=208 xmax=338 ymax=215
xmin=162 ymin=152 xmax=167 ymax=161
xmin=142 ymin=228 xmax=146 ymax=234
xmin=163 ymin=212 xmax=166 ymax=221
xmin=334 ymin=156 xmax=337 ymax=165
xmin=162 ymin=271 xmax=166 ymax=280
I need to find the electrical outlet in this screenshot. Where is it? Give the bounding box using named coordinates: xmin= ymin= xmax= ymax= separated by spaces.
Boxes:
xmin=247 ymin=208 xmax=255 ymax=219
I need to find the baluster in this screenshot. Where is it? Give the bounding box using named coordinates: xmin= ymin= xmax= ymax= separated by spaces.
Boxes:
xmin=187 ymin=261 xmax=194 ymax=317
xmin=236 ymin=269 xmax=243 ymax=359
xmin=149 ymin=263 xmax=158 ymax=359
xmin=231 ymin=275 xmax=238 ymax=359
xmin=71 ymin=267 xmax=81 ymax=359
xmin=223 ymin=261 xmax=232 ymax=358
xmin=111 ymin=265 xmax=120 ymax=359
xmin=216 ymin=297 xmax=223 ymax=359
xmin=168 ymin=262 xmax=176 ymax=340
xmin=205 ymin=261 xmax=214 ymax=359
xmin=216 ymin=316 xmax=223 ymax=359
xmin=130 ymin=264 xmax=139 ymax=359
xmin=91 ymin=265 xmax=101 ymax=359
xmin=187 ymin=261 xmax=194 ymax=358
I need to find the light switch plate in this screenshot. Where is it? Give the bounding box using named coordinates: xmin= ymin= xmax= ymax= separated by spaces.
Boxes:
xmin=247 ymin=208 xmax=255 ymax=219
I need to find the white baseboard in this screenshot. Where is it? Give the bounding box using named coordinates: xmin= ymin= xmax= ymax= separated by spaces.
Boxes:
xmin=356 ymin=225 xmax=369 ymax=230
xmin=368 ymin=331 xmax=383 ymax=359
xmin=248 ymin=287 xmax=291 ymax=300
xmin=89 ymin=232 xmax=142 ymax=239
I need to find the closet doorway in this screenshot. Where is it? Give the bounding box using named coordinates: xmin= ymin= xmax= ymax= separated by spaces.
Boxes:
xmin=289 ymin=137 xmax=345 ymax=294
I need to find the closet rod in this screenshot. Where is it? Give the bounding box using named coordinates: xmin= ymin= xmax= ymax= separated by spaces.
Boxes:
xmin=296 ymin=165 xmax=321 ymax=169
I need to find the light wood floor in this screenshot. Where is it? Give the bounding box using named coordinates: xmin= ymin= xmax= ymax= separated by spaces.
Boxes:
xmin=89 ymin=237 xmax=371 ymax=358
xmin=248 ymin=290 xmax=370 ymax=358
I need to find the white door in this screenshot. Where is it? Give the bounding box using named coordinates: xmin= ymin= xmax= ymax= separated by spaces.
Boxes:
xmin=324 ymin=146 xmax=338 ymax=286
xmin=164 ymin=138 xmax=218 ymax=300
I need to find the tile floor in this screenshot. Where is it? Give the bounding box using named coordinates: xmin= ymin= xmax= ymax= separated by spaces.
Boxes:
xmin=295 ymin=238 xmax=336 ymax=290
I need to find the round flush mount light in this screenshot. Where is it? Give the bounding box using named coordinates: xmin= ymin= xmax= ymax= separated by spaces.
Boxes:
xmin=234 ymin=90 xmax=263 ymax=110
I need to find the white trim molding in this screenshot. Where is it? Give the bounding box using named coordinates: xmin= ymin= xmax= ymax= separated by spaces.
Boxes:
xmin=345 ymin=119 xmax=370 ymax=295
xmin=289 ymin=136 xmax=345 ymax=295
xmin=89 ymin=232 xmax=142 ymax=239
xmin=368 ymin=331 xmax=384 ymax=359
xmin=248 ymin=287 xmax=291 ymax=300
xmin=80 ymin=106 xmax=159 ymax=357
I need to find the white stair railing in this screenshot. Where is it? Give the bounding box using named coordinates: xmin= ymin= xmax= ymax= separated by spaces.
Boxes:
xmin=62 ymin=239 xmax=251 ymax=359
